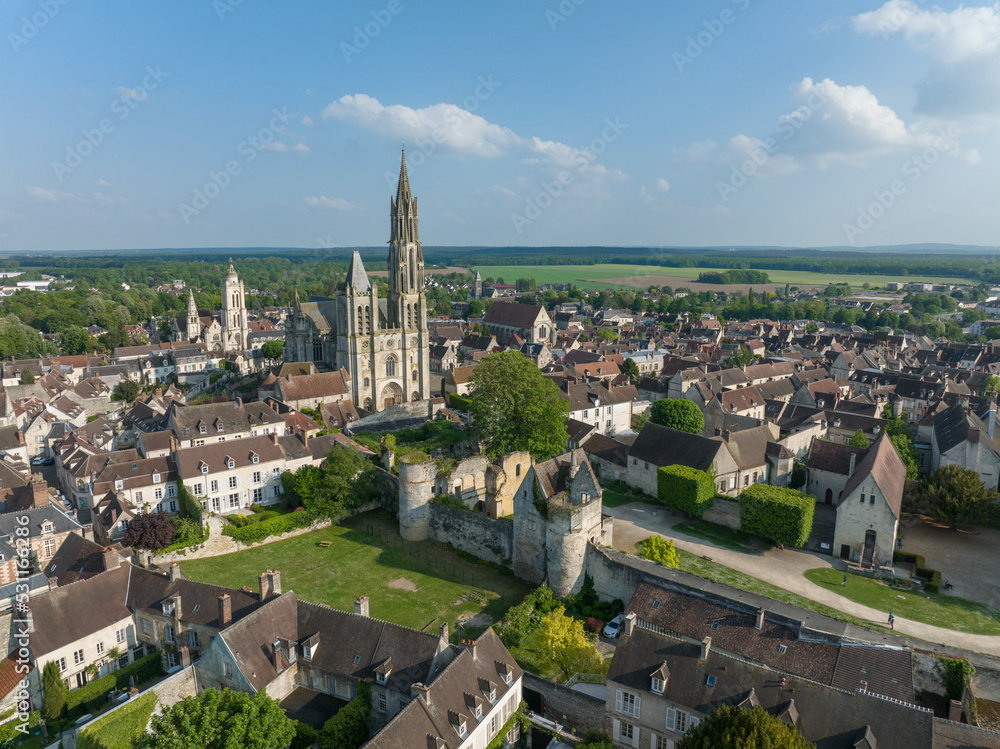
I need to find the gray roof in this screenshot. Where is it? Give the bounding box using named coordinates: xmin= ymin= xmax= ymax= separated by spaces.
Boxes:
xmin=345 ymin=250 xmax=371 ymax=293
xmin=629 ymin=422 xmax=723 ymax=471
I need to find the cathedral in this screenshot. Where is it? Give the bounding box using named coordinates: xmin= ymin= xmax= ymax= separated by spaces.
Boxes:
xmin=284 ymin=152 xmax=432 ymax=412
xmin=176 ymin=260 xmax=249 ymax=353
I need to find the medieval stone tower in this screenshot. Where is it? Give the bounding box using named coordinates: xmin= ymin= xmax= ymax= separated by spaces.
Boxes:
xmin=221 ymin=259 xmax=249 ymax=352
xmin=185 ymin=289 xmax=200 ymax=343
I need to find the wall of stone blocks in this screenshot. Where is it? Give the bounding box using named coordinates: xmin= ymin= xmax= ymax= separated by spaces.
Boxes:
xmin=701 ymin=496 xmax=741 ymax=530
xmin=428 ymin=504 xmax=514 ymax=566
xmin=522 ymin=673 xmax=607 ymax=735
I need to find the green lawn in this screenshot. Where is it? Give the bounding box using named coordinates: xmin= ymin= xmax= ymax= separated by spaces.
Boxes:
xmin=673 ymin=519 xmax=764 ymax=554
xmin=77 ymin=693 xmax=159 ymax=749
xmin=473 ymin=263 xmax=973 ymax=291
xmin=182 ymin=512 xmax=530 ymax=639
xmin=804 ymin=568 xmax=1000 ymax=635
xmin=600 ymin=484 xmax=652 ymax=508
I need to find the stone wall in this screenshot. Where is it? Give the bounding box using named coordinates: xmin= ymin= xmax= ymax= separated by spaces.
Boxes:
xmin=701 ymin=496 xmax=741 ymax=530
xmin=152 ymin=515 xmax=334 ymax=564
xmin=522 ymin=673 xmax=607 ymax=735
xmin=427 ymin=504 xmax=513 ymax=566
xmin=913 ymin=651 xmax=946 ymax=697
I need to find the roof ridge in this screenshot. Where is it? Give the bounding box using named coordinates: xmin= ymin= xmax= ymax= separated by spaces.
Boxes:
xmin=297 ymin=598 xmax=442 ymax=639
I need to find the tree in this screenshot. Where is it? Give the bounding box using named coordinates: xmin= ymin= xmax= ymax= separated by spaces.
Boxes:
xmin=19 ymin=367 xmax=34 ymax=385
xmin=638 ymin=535 xmax=679 ymax=568
xmin=307 ymin=444 xmax=376 ymax=518
xmin=677 ymin=704 xmax=813 ymax=749
xmin=261 ymin=339 xmax=284 ymax=365
xmin=42 ymin=660 xmax=67 ymax=721
xmin=61 ymin=326 xmax=96 ymax=355
xmin=650 ymin=398 xmax=704 ymax=434
xmin=984 ymin=375 xmax=1000 ymax=398
xmin=912 ymin=464 xmax=999 ymax=526
xmin=122 ymin=512 xmax=176 ymax=550
xmin=724 ymin=344 xmax=759 ymax=369
xmin=620 ymin=357 xmax=640 ymax=381
xmin=137 ymin=688 xmax=295 ymax=749
xmin=112 ymin=379 xmax=141 ymax=403
xmin=848 ymin=429 xmax=870 ymax=448
xmin=318 ymin=682 xmax=371 ymax=749
xmin=633 ymin=411 xmax=649 ymax=431
xmin=789 ymin=461 xmax=807 ymax=490
xmin=468 ymin=351 xmax=569 ymax=461
xmin=577 ymin=730 xmax=614 ymax=749
xmin=889 ymin=433 xmax=919 ymax=480
xmin=536 ymin=606 xmax=604 ymax=679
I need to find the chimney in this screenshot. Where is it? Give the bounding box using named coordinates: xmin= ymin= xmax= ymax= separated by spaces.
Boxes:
xmin=268 ymin=569 xmax=281 ymax=597
xmin=103 ymin=547 xmax=121 ymax=571
xmin=721 ymin=429 xmax=731 ymax=442
xmin=439 ymin=622 xmax=449 ymax=642
xmin=623 ymin=612 xmax=637 ymax=637
xmin=949 ymin=699 xmax=963 ymax=722
xmin=355 ymin=595 xmax=369 ymax=617
xmin=235 ymin=397 xmax=243 ymax=408
xmin=17 ymin=430 xmax=24 ymax=445
xmin=179 ymin=645 xmax=191 ymax=668
xmin=700 ymin=636 xmax=712 ymax=661
xmin=47 ymin=577 xmax=58 ymax=591
xmin=259 ymin=571 xmax=271 ymax=600
xmin=271 ymin=432 xmax=278 ymax=445
xmin=218 ymin=594 xmax=232 ymax=627
xmin=714 ymin=428 xmax=722 ymax=436
xmin=172 ymin=593 xmax=182 ymax=620
xmin=169 ymin=562 xmax=181 ymax=581
xmin=755 ymin=607 xmax=765 ymax=630
xmin=411 ymin=682 xmax=431 ymax=704
xmin=849 ymin=453 xmax=856 ymax=477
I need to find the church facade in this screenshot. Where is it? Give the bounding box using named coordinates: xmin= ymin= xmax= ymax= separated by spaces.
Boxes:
xmin=177 ymin=260 xmax=250 ymax=353
xmin=284 ymin=152 xmax=432 ymax=412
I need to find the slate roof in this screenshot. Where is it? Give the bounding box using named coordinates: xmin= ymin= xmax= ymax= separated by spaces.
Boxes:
xmin=807 ymin=440 xmax=869 ymax=476
xmin=43 ymin=532 xmax=123 ymax=586
xmin=629 ymin=422 xmax=723 ymax=471
xmin=933 ymin=403 xmax=1000 ymax=460
xmin=583 ymin=433 xmax=632 ymax=468
xmin=720 ymin=424 xmax=774 ymax=471
xmin=277 ymin=370 xmax=351 ymax=402
xmin=222 ymin=592 xmax=299 ymax=692
xmin=175 ymin=435 xmax=285 ymax=476
xmin=365 ymin=629 xmax=522 ymax=749
xmin=171 ymin=400 xmax=283 ymax=437
xmin=482 ymin=300 xmax=544 ymax=329
xmin=126 ymin=566 xmax=264 ymax=629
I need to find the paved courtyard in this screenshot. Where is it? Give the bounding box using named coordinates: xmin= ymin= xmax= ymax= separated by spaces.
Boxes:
xmin=604 ymin=500 xmax=1000 ymax=656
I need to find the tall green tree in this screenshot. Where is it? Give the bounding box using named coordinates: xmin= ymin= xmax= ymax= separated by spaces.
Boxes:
xmin=620 ymin=357 xmax=640 ymax=381
xmin=261 ymin=340 xmax=283 ymax=365
xmin=848 ymin=429 xmax=870 ymax=448
xmin=913 ymin=464 xmax=999 ymax=526
xmin=468 ymin=351 xmax=569 ymax=460
xmin=649 ymin=398 xmax=704 ymax=434
xmin=136 ymin=688 xmax=295 ymax=749
xmin=42 ymin=660 xmax=67 ymax=721
xmin=724 ymin=344 xmax=760 ymax=369
xmin=678 ymin=705 xmax=813 ymax=749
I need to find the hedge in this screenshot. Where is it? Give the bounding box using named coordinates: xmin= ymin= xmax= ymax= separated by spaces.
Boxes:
xmin=448 ymin=393 xmax=472 ymax=411
xmin=738 ymin=484 xmax=814 ymax=547
xmin=222 ymin=509 xmax=317 ymax=544
xmin=64 ymin=652 xmax=166 ymax=714
xmin=77 ymin=692 xmax=158 ymax=749
xmin=319 ymin=682 xmax=371 ymax=749
xmin=0 ymin=711 xmax=40 ymax=744
xmin=893 ymin=552 xmax=942 ymax=593
xmin=657 ymin=465 xmax=715 ymax=517
xmin=178 ymin=484 xmax=203 ymax=526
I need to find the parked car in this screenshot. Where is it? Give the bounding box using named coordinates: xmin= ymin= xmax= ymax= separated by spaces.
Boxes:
xmin=30 ymin=456 xmax=45 ymax=466
xmin=42 ymin=457 xmax=54 ymax=466
xmin=603 ymin=613 xmax=626 ymax=638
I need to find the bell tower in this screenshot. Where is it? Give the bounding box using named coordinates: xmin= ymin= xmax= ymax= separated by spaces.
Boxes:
xmin=220 ymin=259 xmax=249 ymax=352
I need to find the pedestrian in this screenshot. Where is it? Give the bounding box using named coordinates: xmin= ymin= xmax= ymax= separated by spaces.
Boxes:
xmin=842 ymin=575 xmax=847 ymax=587
xmin=888 ymin=612 xmax=894 ymax=629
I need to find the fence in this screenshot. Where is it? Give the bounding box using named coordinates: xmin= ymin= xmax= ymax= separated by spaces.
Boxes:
xmin=361 ymin=523 xmax=524 ymax=608
xmin=563 ymin=672 xmax=607 ymax=688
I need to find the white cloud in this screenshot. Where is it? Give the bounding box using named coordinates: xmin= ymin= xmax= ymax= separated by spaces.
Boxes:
xmin=292 ymin=143 xmax=311 ymax=153
xmin=91 ymin=192 xmax=116 ymax=206
xmin=853 ymin=0 xmax=1000 ymax=64
xmin=673 ymin=135 xmax=800 ymax=175
xmin=488 ymin=184 xmax=516 ymax=198
xmin=93 ymin=178 xmax=112 ymax=187
xmin=263 ymin=142 xmax=311 ymax=154
xmin=656 ymin=178 xmax=671 ymax=192
xmin=303 ymin=196 xmax=360 ymax=211
xmin=321 ymin=93 xmax=621 ymax=183
xmin=26 ymin=186 xmax=80 ymax=203
xmin=301 ymin=115 xmax=315 ymax=127
xmin=116 ymin=86 xmax=148 ymax=101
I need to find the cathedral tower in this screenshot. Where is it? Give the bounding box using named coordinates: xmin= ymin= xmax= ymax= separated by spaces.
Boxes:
xmin=220 ymin=259 xmax=249 ymax=352
xmin=186 ymin=289 xmax=200 ymax=343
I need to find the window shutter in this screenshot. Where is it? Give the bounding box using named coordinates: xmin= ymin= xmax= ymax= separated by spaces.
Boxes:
xmin=635 ymin=696 xmax=641 ymax=719
xmin=632 ymin=729 xmax=640 ymax=749
xmin=613 ymin=718 xmax=621 ymax=741
xmin=651 ymin=735 xmax=657 ymax=749
xmin=616 ymin=690 xmax=623 ymax=713
xmin=690 ymin=717 xmax=700 ymax=730
xmin=666 ymin=708 xmax=676 ymax=731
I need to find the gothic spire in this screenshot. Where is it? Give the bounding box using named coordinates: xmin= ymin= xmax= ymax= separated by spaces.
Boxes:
xmin=345 ymin=250 xmax=371 ymax=293
xmin=390 ymin=148 xmax=418 ymax=246
xmin=187 ymin=289 xmax=197 ymax=315
xmin=396 ymin=148 xmax=412 ymax=205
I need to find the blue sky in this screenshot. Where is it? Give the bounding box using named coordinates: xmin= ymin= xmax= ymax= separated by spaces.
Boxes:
xmin=2 ymin=0 xmax=999 ymax=251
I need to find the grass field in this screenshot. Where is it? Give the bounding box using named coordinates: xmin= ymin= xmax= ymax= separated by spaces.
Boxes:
xmin=673 ymin=519 xmax=764 ymax=554
xmin=804 ymin=568 xmax=1000 ymax=635
xmin=181 ymin=512 xmax=530 ymax=638
xmin=472 ymin=263 xmax=974 ymax=290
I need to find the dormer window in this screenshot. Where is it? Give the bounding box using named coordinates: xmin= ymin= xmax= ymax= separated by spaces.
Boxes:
xmin=162 ymin=600 xmax=174 ymax=616
xmin=41 ymin=521 xmax=53 ymax=535
xmin=448 ymin=711 xmax=468 ymax=739
xmin=201 ymin=464 xmax=209 ymax=474
xmin=302 ymin=645 xmax=314 ymax=661
xmin=251 ymin=454 xmax=259 ymax=465
xmin=199 ymin=425 xmax=207 ymax=435
xmin=226 ymin=459 xmax=235 ymax=470
xmin=217 ymin=423 xmax=224 ymax=433
xmin=651 ymin=676 xmax=664 ymax=694
xmin=114 ymin=480 xmax=124 ymax=491
xmin=153 ymin=473 xmax=161 ymax=484
xmin=376 ymin=672 xmax=387 ymax=685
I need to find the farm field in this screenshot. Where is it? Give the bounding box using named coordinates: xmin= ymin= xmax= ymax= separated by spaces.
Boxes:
xmin=470 ymin=263 xmax=975 ymax=291
xmin=181 ymin=512 xmax=530 ymax=638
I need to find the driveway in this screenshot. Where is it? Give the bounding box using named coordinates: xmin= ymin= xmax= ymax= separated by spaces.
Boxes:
xmin=605 ymin=501 xmax=1000 ymax=656
xmin=899 ymin=516 xmax=1000 ymax=609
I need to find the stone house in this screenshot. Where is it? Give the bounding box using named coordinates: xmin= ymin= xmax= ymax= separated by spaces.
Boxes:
xmin=176 ymin=435 xmax=286 ymax=514
xmin=832 ymin=432 xmax=904 ymax=566
xmin=272 ymin=369 xmax=352 ymax=411
xmin=804 ymin=439 xmax=869 ymax=506
xmin=442 ymin=365 xmax=477 ymax=399
xmin=0 ymin=506 xmax=84 ymax=576
xmin=482 ymin=301 xmax=553 ymax=345
xmin=931 ymin=403 xmax=1000 ymax=490
xmin=167 ymin=399 xmax=285 ymax=449
xmin=90 ymin=455 xmax=179 ymax=513
xmin=625 ymin=423 xmax=737 ymax=497
xmin=560 ymin=381 xmax=635 ymax=438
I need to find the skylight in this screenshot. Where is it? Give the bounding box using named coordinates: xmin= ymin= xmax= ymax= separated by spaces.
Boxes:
xmin=706 ymin=675 xmax=717 ymax=687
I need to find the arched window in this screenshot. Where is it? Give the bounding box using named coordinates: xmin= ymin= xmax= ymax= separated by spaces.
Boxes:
xmin=515 ymin=464 xmax=521 ymax=477
xmin=407 ymin=304 xmax=413 ymax=329
xmin=312 ymin=339 xmax=323 ymax=362
xmin=357 ymin=306 xmax=364 ymax=333
xmin=386 ymin=355 xmax=397 ymax=378
xmin=363 ymin=377 xmax=370 ymax=388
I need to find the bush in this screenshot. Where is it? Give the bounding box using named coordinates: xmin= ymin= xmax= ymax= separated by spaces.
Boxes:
xmin=918 ymin=565 xmax=943 ymax=593
xmin=585 ymin=617 xmax=604 ymax=633
xmin=319 ymin=682 xmax=371 ymax=749
xmin=892 ymin=550 xmax=925 ymax=568
xmin=739 ymin=484 xmax=815 ymax=547
xmin=937 ymin=657 xmax=975 ymax=701
xmin=77 ymin=692 xmax=158 ymax=749
xmin=638 ymin=535 xmax=680 ymax=568
xmin=116 ymin=652 xmax=166 ymax=691
xmin=657 ymin=465 xmax=715 ymax=517
xmin=178 ymin=484 xmax=203 ymax=526
xmin=448 ymin=393 xmax=472 ymax=411
xmin=65 ymin=652 xmax=166 ymax=715
xmin=222 ymin=509 xmax=316 ymax=544
xmin=291 ymin=721 xmax=319 ymax=749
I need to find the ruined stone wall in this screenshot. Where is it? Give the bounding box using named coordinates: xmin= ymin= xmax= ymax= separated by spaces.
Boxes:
xmin=398 ymin=459 xmax=437 ymax=541
xmin=427 ymin=504 xmax=513 ymax=566
xmin=512 ymin=467 xmax=547 ymax=584
xmin=522 ymin=673 xmax=607 ymax=735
